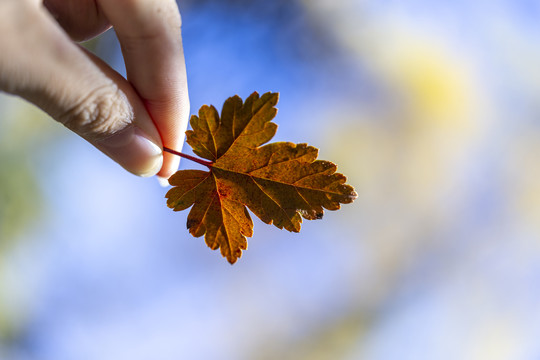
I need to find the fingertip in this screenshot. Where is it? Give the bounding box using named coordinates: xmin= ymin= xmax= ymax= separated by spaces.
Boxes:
xmin=97 ymin=126 xmax=163 ymax=177
xmin=157 ymin=151 xmax=181 ymax=179
xmin=156 ymin=176 xmax=170 ymax=187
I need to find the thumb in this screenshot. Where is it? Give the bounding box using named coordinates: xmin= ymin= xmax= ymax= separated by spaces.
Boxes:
xmin=1 ymin=3 xmax=163 ymax=177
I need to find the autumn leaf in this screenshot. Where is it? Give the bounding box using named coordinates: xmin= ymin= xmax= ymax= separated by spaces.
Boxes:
xmin=166 ymin=92 xmax=357 ymax=264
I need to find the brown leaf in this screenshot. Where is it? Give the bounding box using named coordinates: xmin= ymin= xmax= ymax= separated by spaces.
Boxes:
xmin=166 ymin=92 xmax=357 ymax=264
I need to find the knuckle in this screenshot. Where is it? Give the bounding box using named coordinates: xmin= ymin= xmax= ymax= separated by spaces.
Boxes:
xmin=58 ymin=83 xmax=132 ymax=141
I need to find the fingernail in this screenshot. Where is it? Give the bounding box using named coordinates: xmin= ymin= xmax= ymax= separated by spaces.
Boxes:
xmin=157 ymin=176 xmax=170 ymax=187
xmin=98 ymin=126 xmax=163 ymax=177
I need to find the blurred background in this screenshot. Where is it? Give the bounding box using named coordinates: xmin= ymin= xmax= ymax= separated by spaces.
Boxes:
xmin=2 ymin=0 xmax=540 ymax=359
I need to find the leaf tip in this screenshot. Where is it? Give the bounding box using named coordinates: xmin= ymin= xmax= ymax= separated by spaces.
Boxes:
xmin=345 ymin=187 xmax=358 ymax=203
xmin=261 ymin=91 xmax=279 ymax=106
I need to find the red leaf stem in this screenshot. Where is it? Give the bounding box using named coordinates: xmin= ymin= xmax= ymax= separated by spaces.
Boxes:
xmin=163 ymin=147 xmax=214 ymax=168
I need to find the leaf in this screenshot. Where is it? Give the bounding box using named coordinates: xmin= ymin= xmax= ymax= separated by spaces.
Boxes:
xmin=166 ymin=92 xmax=357 ymax=264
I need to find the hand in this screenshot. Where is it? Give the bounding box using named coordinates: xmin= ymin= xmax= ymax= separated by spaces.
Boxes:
xmin=0 ymin=0 xmax=189 ymax=179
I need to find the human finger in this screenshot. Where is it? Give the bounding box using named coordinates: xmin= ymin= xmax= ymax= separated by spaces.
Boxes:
xmin=0 ymin=1 xmax=163 ymax=176
xmin=97 ymin=0 xmax=190 ymax=179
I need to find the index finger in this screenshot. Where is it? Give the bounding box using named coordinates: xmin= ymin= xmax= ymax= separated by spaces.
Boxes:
xmin=97 ymin=0 xmax=189 ymax=179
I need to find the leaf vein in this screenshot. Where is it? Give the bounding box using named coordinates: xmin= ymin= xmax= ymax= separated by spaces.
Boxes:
xmin=247 ymin=153 xmax=313 ymax=174
xmin=221 ymin=99 xmax=274 ymax=157
xmin=249 ymin=176 xmax=296 ymax=228
xmin=192 ymin=190 xmax=218 ymax=235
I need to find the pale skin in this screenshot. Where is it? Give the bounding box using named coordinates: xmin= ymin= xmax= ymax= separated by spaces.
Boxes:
xmin=0 ymin=0 xmax=190 ymax=180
